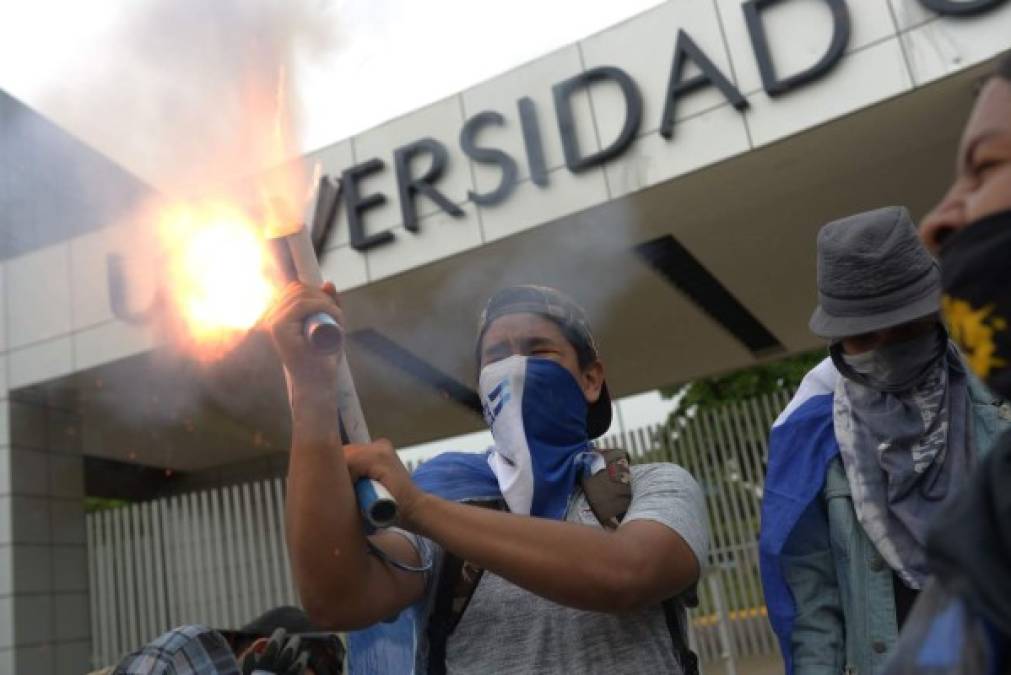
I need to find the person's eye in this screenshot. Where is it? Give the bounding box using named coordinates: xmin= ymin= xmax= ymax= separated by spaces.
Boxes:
xmin=972 ymin=158 xmax=998 ymax=175
xmin=970 ymin=147 xmax=1006 ymax=179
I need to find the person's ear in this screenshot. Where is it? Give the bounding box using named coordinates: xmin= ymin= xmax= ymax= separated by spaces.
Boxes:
xmin=579 ymin=360 xmax=605 ymax=404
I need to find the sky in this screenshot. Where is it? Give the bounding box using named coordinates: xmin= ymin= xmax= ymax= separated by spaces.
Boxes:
xmin=0 ymin=0 xmax=681 ymax=454
xmin=0 ymin=0 xmax=666 ymax=187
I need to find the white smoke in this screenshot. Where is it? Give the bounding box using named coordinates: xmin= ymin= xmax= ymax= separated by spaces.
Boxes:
xmin=37 ymin=0 xmax=339 ymax=195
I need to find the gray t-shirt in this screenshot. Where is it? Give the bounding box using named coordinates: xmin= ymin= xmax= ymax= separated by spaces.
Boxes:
xmin=406 ymin=462 xmax=709 ymax=675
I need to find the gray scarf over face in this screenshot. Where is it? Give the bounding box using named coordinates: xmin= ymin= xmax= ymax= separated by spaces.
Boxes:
xmin=831 ymin=327 xmax=974 ymax=589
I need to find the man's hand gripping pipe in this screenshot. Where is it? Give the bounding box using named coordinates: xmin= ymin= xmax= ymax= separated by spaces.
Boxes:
xmin=268 ymin=176 xmax=398 ymax=530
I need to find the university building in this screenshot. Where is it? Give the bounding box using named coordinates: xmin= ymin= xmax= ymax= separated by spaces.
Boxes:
xmin=0 ymin=0 xmax=1008 ymax=671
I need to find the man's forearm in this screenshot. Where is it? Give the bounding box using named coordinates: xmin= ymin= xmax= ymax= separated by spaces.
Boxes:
xmin=406 ymin=492 xmax=697 ymax=612
xmin=285 ymin=382 xmax=372 ymax=619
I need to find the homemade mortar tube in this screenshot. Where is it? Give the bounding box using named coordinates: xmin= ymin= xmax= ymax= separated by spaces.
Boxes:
xmin=268 ymin=223 xmax=398 ymax=529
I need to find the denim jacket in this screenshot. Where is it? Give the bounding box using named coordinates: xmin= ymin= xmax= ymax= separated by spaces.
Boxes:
xmin=781 ymin=375 xmax=1011 ymax=675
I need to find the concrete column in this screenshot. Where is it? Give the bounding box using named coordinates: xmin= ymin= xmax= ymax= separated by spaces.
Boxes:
xmin=1 ymin=390 xmax=90 ymax=675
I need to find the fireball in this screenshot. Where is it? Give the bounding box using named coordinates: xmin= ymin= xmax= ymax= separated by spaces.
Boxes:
xmin=150 ymin=64 xmax=312 ymax=360
xmin=158 ymin=201 xmax=280 ymax=356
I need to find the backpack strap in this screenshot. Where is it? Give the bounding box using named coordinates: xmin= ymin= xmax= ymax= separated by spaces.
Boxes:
xmin=663 ymin=590 xmax=700 ymax=675
xmin=427 ymin=499 xmax=504 ymax=675
xmin=580 ymin=448 xmax=632 ymax=529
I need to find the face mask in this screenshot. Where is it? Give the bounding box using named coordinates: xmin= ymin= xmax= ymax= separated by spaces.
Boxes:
xmin=830 ymin=324 xmax=946 ymax=393
xmin=479 ymin=355 xmax=595 ymax=519
xmin=940 ymin=209 xmax=1011 ymax=399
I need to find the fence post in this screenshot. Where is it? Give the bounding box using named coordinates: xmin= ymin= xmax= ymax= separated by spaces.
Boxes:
xmin=708 ymin=572 xmax=738 ymax=675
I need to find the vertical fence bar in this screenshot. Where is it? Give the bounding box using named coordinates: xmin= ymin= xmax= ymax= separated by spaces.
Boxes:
xmin=177 ymin=494 xmax=194 ymax=624
xmin=165 ymin=497 xmax=179 ymax=626
xmin=194 ymin=491 xmax=211 ymax=627
xmin=112 ymin=506 xmax=131 ymax=657
xmin=171 ymin=496 xmax=185 ymax=622
xmin=209 ymin=488 xmax=229 ymax=628
xmin=150 ymin=501 xmax=167 ymax=634
xmin=203 ymin=491 xmax=219 ymax=625
xmin=240 ymin=483 xmax=263 ymax=619
xmin=222 ymin=485 xmax=243 ymax=625
xmin=704 ymin=407 xmax=760 ymax=657
xmin=128 ymin=505 xmax=147 ymax=644
xmin=635 ymin=427 xmax=647 ymax=458
xmin=695 ymin=408 xmax=740 ymax=662
xmin=252 ymin=482 xmax=273 ymax=614
xmin=734 ymin=399 xmax=777 ymax=655
xmin=187 ymin=492 xmax=206 ymax=624
xmin=262 ymin=479 xmax=285 ymax=608
xmin=107 ymin=509 xmax=122 ymax=661
xmin=275 ymin=478 xmax=297 ymax=604
xmin=125 ymin=505 xmax=141 ymax=650
xmin=709 ymin=573 xmax=739 ymax=675
xmin=97 ymin=511 xmax=111 ymax=662
xmin=230 ymin=485 xmax=252 ymax=621
xmin=105 ymin=510 xmax=117 ymax=658
xmin=246 ymin=483 xmax=263 ymax=614
xmin=140 ymin=503 xmax=156 ymax=641
xmin=193 ymin=491 xmax=211 ymax=626
xmin=187 ymin=493 xmax=202 ymax=625
xmin=711 ymin=405 xmax=762 ymax=658
xmin=160 ymin=497 xmax=178 ymax=628
xmin=650 ymin=424 xmax=664 ymax=462
xmin=87 ymin=513 xmax=102 ymax=667
xmin=679 ymin=413 xmax=723 ymax=660
xmin=723 ymin=403 xmax=768 ymax=658
xmin=258 ymin=481 xmax=278 ymax=606
xmin=237 ymin=483 xmax=258 ymax=618
xmin=177 ymin=493 xmax=195 ymax=622
xmin=755 ymin=393 xmax=784 ymax=656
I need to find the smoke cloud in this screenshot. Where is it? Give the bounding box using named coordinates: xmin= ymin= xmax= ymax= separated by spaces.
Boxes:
xmin=27 ymin=1 xmax=342 ymax=471
xmin=38 ymin=0 xmax=339 ymax=195
xmin=18 ymin=0 xmax=655 ymax=468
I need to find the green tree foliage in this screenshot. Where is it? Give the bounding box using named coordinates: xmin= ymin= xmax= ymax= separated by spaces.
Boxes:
xmin=85 ymin=496 xmax=130 ymax=513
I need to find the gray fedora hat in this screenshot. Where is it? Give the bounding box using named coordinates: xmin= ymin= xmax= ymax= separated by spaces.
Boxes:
xmin=809 ymin=206 xmax=941 ymax=340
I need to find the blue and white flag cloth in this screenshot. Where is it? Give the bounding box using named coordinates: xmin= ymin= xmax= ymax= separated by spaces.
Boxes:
xmin=480 ymin=355 xmax=602 ymax=519
xmin=759 ymin=358 xmax=841 ymax=675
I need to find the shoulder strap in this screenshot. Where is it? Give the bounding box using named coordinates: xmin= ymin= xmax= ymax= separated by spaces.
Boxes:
xmin=663 ymin=591 xmax=700 ymax=675
xmin=580 ymin=448 xmax=632 ymax=529
xmin=427 ymin=499 xmax=504 ymax=675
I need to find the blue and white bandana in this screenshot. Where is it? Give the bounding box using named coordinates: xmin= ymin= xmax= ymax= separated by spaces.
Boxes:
xmin=480 ymin=355 xmax=602 ymax=519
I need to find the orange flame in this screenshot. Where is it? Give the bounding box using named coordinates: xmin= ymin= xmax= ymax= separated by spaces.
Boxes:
xmin=153 ymin=66 xmax=313 ymax=360
xmin=158 ymin=201 xmax=278 ymax=355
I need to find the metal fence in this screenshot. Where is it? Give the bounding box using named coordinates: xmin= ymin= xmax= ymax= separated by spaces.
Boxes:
xmin=87 ymin=479 xmax=296 ymax=666
xmin=87 ymin=390 xmax=791 ymax=672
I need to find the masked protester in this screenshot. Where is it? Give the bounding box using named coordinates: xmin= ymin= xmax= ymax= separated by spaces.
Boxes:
xmin=882 ymin=51 xmax=1011 ymax=675
xmin=758 ymin=206 xmax=1011 ymax=675
xmin=264 ymin=284 xmax=709 ymax=675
